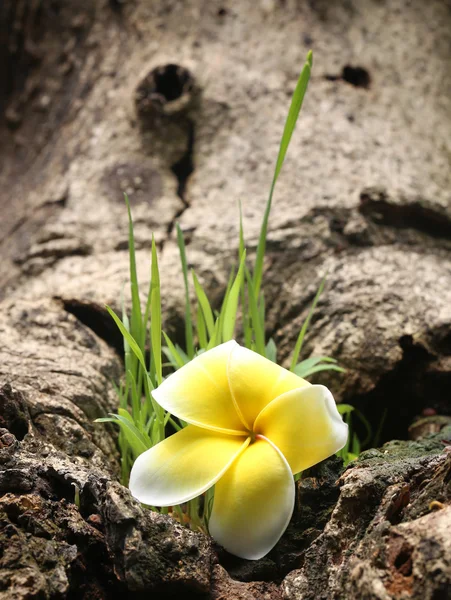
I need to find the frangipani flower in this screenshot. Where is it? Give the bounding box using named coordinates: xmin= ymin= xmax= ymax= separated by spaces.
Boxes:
xmin=129 ymin=340 xmax=347 ymax=560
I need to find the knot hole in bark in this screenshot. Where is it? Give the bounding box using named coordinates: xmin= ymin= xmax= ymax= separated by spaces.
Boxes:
xmin=135 ymin=64 xmax=197 ymax=117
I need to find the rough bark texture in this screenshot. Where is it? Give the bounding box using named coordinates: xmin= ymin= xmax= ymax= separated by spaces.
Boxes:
xmin=1 ymin=0 xmax=451 ymax=598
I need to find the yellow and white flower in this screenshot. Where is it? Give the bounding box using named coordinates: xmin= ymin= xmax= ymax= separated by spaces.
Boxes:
xmin=129 ymin=340 xmax=347 ymax=560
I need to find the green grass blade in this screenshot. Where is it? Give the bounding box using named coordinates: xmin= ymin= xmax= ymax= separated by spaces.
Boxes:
xmin=126 ymin=369 xmax=140 ymax=422
xmin=258 ymin=292 xmax=266 ymax=333
xmin=95 ymin=413 xmax=149 ymax=457
xmin=351 ymin=434 xmax=361 ymax=456
xmin=373 ymin=407 xmax=388 ymax=449
xmin=106 ymin=305 xmax=147 ymax=371
xmin=245 ymin=268 xmax=265 ymax=355
xmin=125 ymin=195 xmax=143 ymax=340
xmin=167 ymin=415 xmax=182 ymax=432
xmin=150 ymin=236 xmax=162 ymax=386
xmin=294 ymin=363 xmax=346 ymax=379
xmin=162 ymin=332 xmax=186 ymax=369
xmin=293 ymin=355 xmax=337 ymax=375
xmin=207 ymin=318 xmax=221 ymax=350
xmin=238 ymin=200 xmax=249 ymax=344
xmin=192 ymin=270 xmax=215 ymax=338
xmin=290 ymin=276 xmax=326 ymax=371
xmin=196 ymin=305 xmax=208 ymax=349
xmin=272 ymin=50 xmax=313 ymax=184
xmin=176 ymin=224 xmax=195 ymax=359
xmin=222 ymin=251 xmax=246 ymax=341
xmin=218 ymin=267 xmax=236 ymax=343
xmin=354 ymin=408 xmax=373 ymax=448
xmin=265 ymin=338 xmax=277 ymax=362
xmin=253 ymin=51 xmax=312 ymax=297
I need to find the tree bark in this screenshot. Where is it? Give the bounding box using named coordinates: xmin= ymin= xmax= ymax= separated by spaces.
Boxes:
xmin=1 ymin=1 xmax=451 ymax=598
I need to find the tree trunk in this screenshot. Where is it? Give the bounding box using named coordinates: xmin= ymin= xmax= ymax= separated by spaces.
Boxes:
xmin=1 ymin=1 xmax=451 ymax=598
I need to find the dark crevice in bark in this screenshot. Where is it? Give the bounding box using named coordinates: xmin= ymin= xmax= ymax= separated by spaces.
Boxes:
xmin=359 ymin=189 xmax=451 ymax=240
xmin=344 ymin=335 xmax=451 ymax=446
xmin=0 ymin=384 xmax=30 ymax=441
xmin=61 ymin=298 xmax=124 ymax=357
xmin=166 ymin=119 xmax=195 ymax=240
xmin=324 ymin=65 xmax=371 ymax=89
xmin=170 ymin=118 xmax=195 ymax=203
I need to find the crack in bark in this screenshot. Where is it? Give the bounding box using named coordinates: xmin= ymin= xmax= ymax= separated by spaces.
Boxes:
xmin=60 ymin=298 xmax=124 ymax=357
xmin=360 ymin=187 xmax=451 ymax=241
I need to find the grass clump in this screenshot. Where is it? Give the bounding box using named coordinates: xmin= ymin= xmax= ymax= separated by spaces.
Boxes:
xmin=97 ymin=51 xmax=359 ymax=528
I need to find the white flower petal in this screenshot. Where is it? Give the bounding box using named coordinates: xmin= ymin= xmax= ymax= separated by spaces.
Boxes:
xmin=129 ymin=425 xmax=249 ymax=506
xmin=254 ymin=384 xmax=348 ymax=474
xmin=152 ymin=340 xmax=246 ymax=434
xmin=209 ymin=437 xmax=295 ymax=560
xmin=227 ymin=344 xmax=309 ymax=429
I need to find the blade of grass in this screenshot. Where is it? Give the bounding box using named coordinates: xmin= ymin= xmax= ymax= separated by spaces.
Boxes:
xmin=355 ymin=409 xmax=373 ymax=448
xmin=238 ymin=200 xmax=250 ymax=347
xmin=162 ymin=332 xmax=186 ymax=369
xmin=176 ymin=224 xmax=195 ymax=359
xmin=125 ymin=195 xmax=143 ymax=342
xmin=106 ymin=306 xmax=147 ymax=371
xmin=294 ymin=355 xmax=337 ymax=372
xmin=206 ymin=318 xmax=221 ymax=350
xmin=290 ymin=275 xmax=326 ymax=371
xmin=218 ymin=267 xmax=236 ymax=342
xmin=265 ymin=338 xmax=277 ymax=362
xmin=192 ymin=271 xmax=215 ymax=338
xmin=294 ymin=363 xmax=346 ymax=379
xmin=351 ymin=433 xmax=361 ymax=456
xmin=253 ymin=51 xmax=313 ymax=297
xmin=126 ymin=369 xmax=140 ymax=422
xmin=150 ymin=236 xmax=162 ymax=386
xmin=245 ymin=267 xmax=265 ymax=355
xmin=373 ymin=407 xmax=388 ymax=449
xmin=222 ymin=251 xmax=246 ymax=341
xmin=196 ymin=304 xmax=208 ymax=349
xmin=95 ymin=413 xmax=149 ymax=457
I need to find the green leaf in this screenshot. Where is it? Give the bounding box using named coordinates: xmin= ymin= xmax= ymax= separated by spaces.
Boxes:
xmin=196 ymin=304 xmax=208 ymax=349
xmin=351 ymin=433 xmax=361 ymax=456
xmin=354 ymin=408 xmax=373 ymax=448
xmin=258 ymin=292 xmax=266 ymax=333
xmin=245 ymin=267 xmax=265 ymax=355
xmin=294 ymin=355 xmax=337 ymax=372
xmin=125 ymin=195 xmax=143 ymax=342
xmin=345 ymin=452 xmax=359 ymax=464
xmin=294 ymin=363 xmax=345 ymax=379
xmin=207 ymin=318 xmax=221 ymax=350
xmin=150 ymin=236 xmax=162 ymax=385
xmin=290 ymin=276 xmax=326 ymax=371
xmin=106 ymin=305 xmax=147 ymax=371
xmin=222 ymin=251 xmax=246 ymax=341
xmin=126 ymin=368 xmax=140 ymax=422
xmin=95 ymin=412 xmax=150 ymax=457
xmin=253 ymin=51 xmax=312 ymax=297
xmin=162 ymin=332 xmax=186 ymax=369
xmin=265 ymin=338 xmax=277 ymax=362
xmin=337 ymin=404 xmax=355 ymax=415
xmin=192 ymin=270 xmax=215 ymax=338
xmin=176 ymin=224 xmax=195 ymax=359
xmin=217 ymin=267 xmax=236 ymax=343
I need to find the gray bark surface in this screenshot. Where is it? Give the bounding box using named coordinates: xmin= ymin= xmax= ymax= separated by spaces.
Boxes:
xmin=1 ymin=1 xmax=450 ymax=598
